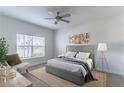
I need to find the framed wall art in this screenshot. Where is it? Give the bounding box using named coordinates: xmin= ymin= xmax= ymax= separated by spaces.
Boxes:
xmin=69 ymin=32 xmax=90 ymax=44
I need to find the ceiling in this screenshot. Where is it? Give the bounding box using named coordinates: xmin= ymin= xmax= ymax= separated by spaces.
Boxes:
xmin=0 ymin=6 xmax=123 ymax=30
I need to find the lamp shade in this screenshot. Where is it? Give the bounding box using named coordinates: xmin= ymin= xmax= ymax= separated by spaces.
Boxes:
xmin=97 ymin=43 xmax=107 ymax=51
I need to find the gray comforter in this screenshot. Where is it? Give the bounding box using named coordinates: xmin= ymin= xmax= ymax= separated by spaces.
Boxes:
xmin=47 ymin=57 xmax=95 ymax=82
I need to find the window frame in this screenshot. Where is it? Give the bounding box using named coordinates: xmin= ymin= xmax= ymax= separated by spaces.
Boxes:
xmin=16 ymin=34 xmax=45 ymax=59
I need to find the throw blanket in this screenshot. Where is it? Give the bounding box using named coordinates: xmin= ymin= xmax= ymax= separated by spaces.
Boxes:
xmin=58 ymin=57 xmax=96 ymax=82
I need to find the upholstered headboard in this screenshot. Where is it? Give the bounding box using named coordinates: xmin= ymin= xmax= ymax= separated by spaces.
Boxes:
xmin=66 ymin=45 xmax=95 ymax=68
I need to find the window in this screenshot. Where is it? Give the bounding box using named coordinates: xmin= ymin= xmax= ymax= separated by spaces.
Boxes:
xmin=17 ymin=34 xmax=45 ymax=59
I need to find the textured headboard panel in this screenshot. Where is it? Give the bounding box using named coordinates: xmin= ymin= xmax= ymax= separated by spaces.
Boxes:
xmin=66 ymin=45 xmax=95 ymax=68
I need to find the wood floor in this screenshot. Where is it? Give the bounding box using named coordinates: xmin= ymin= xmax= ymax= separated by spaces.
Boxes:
xmin=23 ymin=64 xmax=124 ymax=87
xmin=107 ymin=74 xmax=124 ymax=87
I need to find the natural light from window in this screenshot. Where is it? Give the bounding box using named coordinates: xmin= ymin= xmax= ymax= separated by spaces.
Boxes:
xmin=16 ymin=34 xmax=45 ymax=59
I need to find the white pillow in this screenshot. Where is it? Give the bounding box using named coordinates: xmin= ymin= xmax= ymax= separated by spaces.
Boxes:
xmin=58 ymin=54 xmax=65 ymax=57
xmin=76 ymin=52 xmax=90 ymax=59
xmin=65 ymin=51 xmax=77 ymax=58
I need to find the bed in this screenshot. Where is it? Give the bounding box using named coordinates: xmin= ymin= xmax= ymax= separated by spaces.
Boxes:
xmin=46 ymin=45 xmax=95 ymax=85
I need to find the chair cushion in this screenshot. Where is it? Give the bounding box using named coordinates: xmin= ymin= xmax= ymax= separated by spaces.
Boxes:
xmin=14 ymin=62 xmax=29 ymax=74
xmin=7 ymin=54 xmax=22 ymax=66
xmin=14 ymin=62 xmax=29 ymax=69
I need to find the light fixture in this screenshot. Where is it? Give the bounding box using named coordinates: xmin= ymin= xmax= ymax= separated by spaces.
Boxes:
xmin=97 ymin=43 xmax=109 ymax=72
xmin=97 ymin=43 xmax=107 ymax=52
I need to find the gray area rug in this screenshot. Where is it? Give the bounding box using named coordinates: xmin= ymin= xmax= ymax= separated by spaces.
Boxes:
xmin=23 ymin=73 xmax=49 ymax=87
xmin=23 ymin=64 xmax=49 ymax=87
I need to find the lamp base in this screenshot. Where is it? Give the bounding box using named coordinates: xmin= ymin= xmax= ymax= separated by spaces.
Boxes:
xmin=97 ymin=52 xmax=109 ymax=73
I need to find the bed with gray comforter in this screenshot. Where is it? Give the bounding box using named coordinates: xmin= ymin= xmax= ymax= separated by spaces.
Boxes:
xmin=46 ymin=45 xmax=96 ymax=85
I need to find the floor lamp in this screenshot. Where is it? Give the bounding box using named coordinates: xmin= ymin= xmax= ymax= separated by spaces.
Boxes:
xmin=97 ymin=43 xmax=109 ymax=72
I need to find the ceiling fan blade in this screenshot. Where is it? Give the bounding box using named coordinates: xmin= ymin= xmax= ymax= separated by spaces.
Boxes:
xmin=44 ymin=18 xmax=55 ymax=20
xmin=61 ymin=14 xmax=71 ymax=18
xmin=60 ymin=19 xmax=70 ymax=23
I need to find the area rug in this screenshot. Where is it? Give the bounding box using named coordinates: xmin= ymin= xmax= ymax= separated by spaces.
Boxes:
xmin=29 ymin=67 xmax=107 ymax=87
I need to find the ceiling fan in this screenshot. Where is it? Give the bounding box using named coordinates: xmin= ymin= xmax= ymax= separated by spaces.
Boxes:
xmin=44 ymin=11 xmax=71 ymax=24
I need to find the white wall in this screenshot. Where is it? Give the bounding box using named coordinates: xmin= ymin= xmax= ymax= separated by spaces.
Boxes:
xmin=0 ymin=15 xmax=54 ymax=65
xmin=123 ymin=12 xmax=124 ymax=76
xmin=55 ymin=14 xmax=124 ymax=76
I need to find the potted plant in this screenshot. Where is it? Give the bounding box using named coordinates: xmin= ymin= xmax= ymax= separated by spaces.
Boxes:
xmin=0 ymin=37 xmax=9 ymax=66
